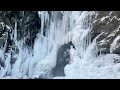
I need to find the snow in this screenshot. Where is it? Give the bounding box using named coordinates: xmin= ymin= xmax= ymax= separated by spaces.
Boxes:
xmin=6 ymin=25 xmax=11 ymax=30
xmin=100 ymin=16 xmax=110 ymax=22
xmin=110 ymin=35 xmax=120 ymax=53
xmin=54 ymin=52 xmax=120 ymax=79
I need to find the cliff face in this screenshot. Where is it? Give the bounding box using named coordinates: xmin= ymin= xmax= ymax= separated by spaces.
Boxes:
xmin=91 ymin=11 xmax=120 ymax=55
xmin=0 ymin=11 xmax=41 ymax=49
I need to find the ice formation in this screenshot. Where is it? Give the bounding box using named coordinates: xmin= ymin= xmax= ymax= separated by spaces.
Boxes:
xmin=0 ymin=11 xmax=120 ymax=79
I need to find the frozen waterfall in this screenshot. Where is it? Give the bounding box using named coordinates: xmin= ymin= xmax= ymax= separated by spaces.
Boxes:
xmin=0 ymin=11 xmax=119 ymax=79
xmin=0 ymin=11 xmax=97 ymax=79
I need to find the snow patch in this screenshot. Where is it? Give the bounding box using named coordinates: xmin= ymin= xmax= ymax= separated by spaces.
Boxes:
xmin=110 ymin=35 xmax=120 ymax=53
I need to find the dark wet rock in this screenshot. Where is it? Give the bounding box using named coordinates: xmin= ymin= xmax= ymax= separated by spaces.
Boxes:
xmin=0 ymin=22 xmax=5 ymax=37
xmin=0 ymin=23 xmax=4 ymax=30
xmin=113 ymin=46 xmax=120 ymax=54
xmin=19 ymin=11 xmax=40 ymax=47
xmin=10 ymin=56 xmax=17 ymax=64
xmin=0 ymin=32 xmax=7 ymax=48
xmin=96 ymin=11 xmax=111 ymax=18
xmin=0 ymin=58 xmax=4 ymax=67
xmin=114 ymin=58 xmax=120 ymax=63
xmin=52 ymin=41 xmax=75 ymax=77
xmin=0 ymin=37 xmax=5 ymax=48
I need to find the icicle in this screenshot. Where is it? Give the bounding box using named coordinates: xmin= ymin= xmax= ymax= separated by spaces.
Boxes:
xmin=14 ymin=21 xmax=17 ymax=42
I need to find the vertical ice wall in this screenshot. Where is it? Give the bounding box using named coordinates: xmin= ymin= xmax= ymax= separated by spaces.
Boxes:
xmin=70 ymin=11 xmax=96 ymax=59
xmin=0 ymin=11 xmax=97 ymax=78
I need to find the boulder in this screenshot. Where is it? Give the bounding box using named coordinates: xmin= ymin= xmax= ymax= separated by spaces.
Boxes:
xmin=52 ymin=41 xmax=75 ymax=77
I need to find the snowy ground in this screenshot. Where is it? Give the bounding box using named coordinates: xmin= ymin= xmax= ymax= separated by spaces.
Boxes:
xmin=54 ymin=49 xmax=120 ymax=79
